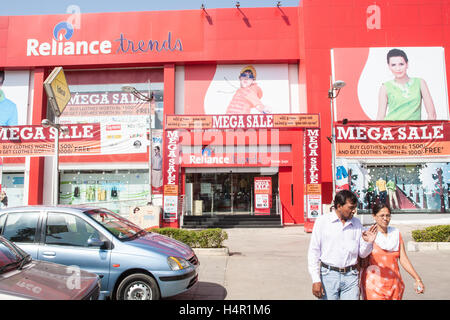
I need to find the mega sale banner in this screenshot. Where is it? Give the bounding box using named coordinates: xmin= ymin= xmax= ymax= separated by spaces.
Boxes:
xmin=0 ymin=123 xmax=147 ymax=157
xmin=335 ymin=122 xmax=450 ymax=159
xmin=166 ymin=114 xmax=320 ymax=130
xmin=304 ymin=128 xmax=322 ymax=220
xmin=163 ymin=130 xmax=181 ymax=221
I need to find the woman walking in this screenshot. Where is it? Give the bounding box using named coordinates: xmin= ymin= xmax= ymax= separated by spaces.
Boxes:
xmin=360 ymin=203 xmax=425 ymax=300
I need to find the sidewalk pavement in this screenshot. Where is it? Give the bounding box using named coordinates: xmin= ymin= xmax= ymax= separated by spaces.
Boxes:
xmin=167 ymin=214 xmax=450 ymax=300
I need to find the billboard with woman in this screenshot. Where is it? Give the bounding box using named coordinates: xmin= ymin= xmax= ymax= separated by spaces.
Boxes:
xmin=331 ymin=47 xmax=449 ymax=122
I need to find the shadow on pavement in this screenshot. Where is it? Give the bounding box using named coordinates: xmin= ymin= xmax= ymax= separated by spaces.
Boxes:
xmin=164 ymin=281 xmax=227 ymax=300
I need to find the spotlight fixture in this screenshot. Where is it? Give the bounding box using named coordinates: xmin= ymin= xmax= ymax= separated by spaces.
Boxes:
xmin=342 ymin=118 xmax=348 ymax=125
xmin=333 ymin=80 xmax=346 ymax=90
xmin=328 ymin=80 xmax=346 ymax=99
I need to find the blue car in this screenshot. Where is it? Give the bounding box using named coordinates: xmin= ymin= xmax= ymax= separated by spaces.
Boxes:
xmin=0 ymin=205 xmax=199 ymax=300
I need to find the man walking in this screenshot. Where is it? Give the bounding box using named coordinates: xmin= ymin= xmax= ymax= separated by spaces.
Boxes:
xmin=307 ymin=190 xmax=377 ymax=300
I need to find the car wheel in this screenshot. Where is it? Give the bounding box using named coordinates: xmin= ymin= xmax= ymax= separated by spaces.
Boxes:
xmin=116 ymin=273 xmax=160 ymax=300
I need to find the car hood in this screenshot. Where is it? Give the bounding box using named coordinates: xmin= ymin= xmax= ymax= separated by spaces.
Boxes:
xmin=125 ymin=232 xmax=194 ymax=259
xmin=0 ymin=260 xmax=98 ymax=300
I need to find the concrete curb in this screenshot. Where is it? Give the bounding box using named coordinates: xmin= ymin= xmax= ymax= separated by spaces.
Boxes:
xmin=193 ymin=247 xmax=230 ymax=256
xmin=407 ymin=241 xmax=450 ymax=252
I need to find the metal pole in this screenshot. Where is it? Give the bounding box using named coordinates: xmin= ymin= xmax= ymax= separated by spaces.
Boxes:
xmin=148 ymin=82 xmax=153 ymax=204
xmin=330 ymin=96 xmax=336 ymax=199
xmin=53 ymin=116 xmax=60 ymax=206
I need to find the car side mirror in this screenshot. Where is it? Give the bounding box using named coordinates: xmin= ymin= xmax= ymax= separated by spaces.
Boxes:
xmin=87 ymin=237 xmax=105 ymax=247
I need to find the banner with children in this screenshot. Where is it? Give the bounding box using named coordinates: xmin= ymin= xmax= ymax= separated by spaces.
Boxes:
xmin=183 ymin=64 xmax=298 ymax=115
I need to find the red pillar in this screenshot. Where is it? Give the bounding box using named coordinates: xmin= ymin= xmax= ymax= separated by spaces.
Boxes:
xmin=161 ymin=64 xmax=179 ymax=228
xmin=28 ymin=68 xmax=47 ymax=205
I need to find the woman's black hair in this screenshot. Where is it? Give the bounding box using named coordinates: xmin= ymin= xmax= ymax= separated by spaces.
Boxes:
xmin=333 ymin=190 xmax=358 ymax=209
xmin=372 ymin=202 xmax=391 ymax=215
xmin=387 ymin=48 xmax=408 ymax=64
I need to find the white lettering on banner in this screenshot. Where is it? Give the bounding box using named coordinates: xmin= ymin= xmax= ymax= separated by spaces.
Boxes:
xmin=166 ymin=131 xmax=179 ymax=185
xmin=306 ymin=129 xmax=319 ymax=184
xmin=189 ymin=155 xmax=230 ymax=164
xmin=336 ymin=125 xmax=444 ymax=141
xmin=27 ymin=38 xmax=112 ymax=56
xmin=0 ymin=125 xmax=95 ymax=141
xmin=255 ymin=180 xmax=270 ymax=190
xmin=212 ymin=115 xmax=274 ymax=129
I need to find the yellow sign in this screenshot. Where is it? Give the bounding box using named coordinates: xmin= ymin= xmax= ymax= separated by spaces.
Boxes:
xmin=43 ymin=67 xmax=71 ymax=117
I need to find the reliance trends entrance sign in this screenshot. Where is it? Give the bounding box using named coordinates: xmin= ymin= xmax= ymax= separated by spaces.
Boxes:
xmin=27 ymin=21 xmax=183 ymax=57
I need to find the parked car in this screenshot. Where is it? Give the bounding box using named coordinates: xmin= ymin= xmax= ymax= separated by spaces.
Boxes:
xmin=0 ymin=235 xmax=100 ymax=300
xmin=0 ymin=205 xmax=199 ymax=300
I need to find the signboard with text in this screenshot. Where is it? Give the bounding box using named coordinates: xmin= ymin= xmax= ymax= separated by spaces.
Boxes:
xmin=335 ymin=122 xmax=450 ymax=158
xmin=0 ymin=123 xmax=146 ymax=157
xmin=163 ymin=130 xmax=181 ymax=221
xmin=254 ymin=177 xmax=272 ymax=215
xmin=43 ymin=67 xmax=71 ymax=116
xmin=304 ymin=128 xmax=322 ymax=220
xmin=166 ymin=114 xmax=320 ymax=130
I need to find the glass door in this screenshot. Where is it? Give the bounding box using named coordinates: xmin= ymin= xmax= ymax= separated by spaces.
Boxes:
xmin=185 ymin=170 xmax=279 ymax=215
xmin=232 ymin=173 xmax=252 ymax=214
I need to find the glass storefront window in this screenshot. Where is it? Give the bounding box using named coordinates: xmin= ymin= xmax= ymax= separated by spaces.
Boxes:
xmin=336 ymin=160 xmax=450 ymax=213
xmin=185 ymin=171 xmax=279 ymax=215
xmin=60 ymin=68 xmax=164 ymax=129
xmin=59 ymin=169 xmax=150 ymax=217
xmin=0 ymin=172 xmax=24 ymax=208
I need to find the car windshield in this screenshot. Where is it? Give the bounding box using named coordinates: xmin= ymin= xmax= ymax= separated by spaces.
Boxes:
xmin=84 ymin=209 xmax=147 ymax=241
xmin=0 ymin=236 xmax=29 ymax=274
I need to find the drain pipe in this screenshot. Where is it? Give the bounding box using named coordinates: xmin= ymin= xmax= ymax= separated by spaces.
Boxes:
xmin=278 ymin=193 xmax=283 ymax=227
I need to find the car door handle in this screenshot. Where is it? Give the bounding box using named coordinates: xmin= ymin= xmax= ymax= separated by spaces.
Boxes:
xmin=42 ymin=251 xmax=56 ymax=257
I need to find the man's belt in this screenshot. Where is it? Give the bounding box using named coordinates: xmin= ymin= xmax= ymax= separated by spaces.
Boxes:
xmin=321 ymin=262 xmax=357 ymax=273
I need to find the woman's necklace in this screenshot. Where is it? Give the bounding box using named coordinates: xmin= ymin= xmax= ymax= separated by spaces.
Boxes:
xmin=393 ymin=77 xmax=412 ymax=98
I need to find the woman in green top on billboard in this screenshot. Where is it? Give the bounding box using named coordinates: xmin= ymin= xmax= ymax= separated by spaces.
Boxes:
xmin=376 ymin=48 xmax=436 ymax=121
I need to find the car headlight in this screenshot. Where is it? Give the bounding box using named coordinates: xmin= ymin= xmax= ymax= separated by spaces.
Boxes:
xmin=167 ymin=256 xmax=190 ymax=271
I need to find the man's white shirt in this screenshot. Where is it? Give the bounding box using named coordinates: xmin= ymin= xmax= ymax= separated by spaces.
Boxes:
xmin=307 ymin=210 xmax=373 ymax=283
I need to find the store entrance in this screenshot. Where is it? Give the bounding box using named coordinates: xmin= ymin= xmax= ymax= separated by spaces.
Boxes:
xmin=185 ymin=169 xmax=278 ymax=215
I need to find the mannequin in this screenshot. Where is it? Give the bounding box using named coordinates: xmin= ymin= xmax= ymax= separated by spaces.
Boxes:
xmin=376 ymin=177 xmax=387 ymax=204
xmin=387 ymin=179 xmax=399 ymax=209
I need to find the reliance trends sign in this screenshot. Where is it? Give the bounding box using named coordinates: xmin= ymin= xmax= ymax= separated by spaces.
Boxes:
xmin=27 ymin=21 xmax=183 ymax=57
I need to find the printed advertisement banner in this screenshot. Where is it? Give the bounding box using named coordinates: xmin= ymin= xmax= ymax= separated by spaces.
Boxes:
xmin=0 ymin=123 xmax=147 ymax=157
xmin=163 ymin=130 xmax=181 ymax=221
xmin=254 ymin=177 xmax=272 ymax=215
xmin=304 ymin=128 xmax=322 ymax=219
xmin=331 ymin=47 xmax=449 ymax=122
xmin=181 ymin=152 xmax=291 ymax=167
xmin=166 ymin=114 xmax=320 ymax=130
xmin=0 ymin=71 xmax=30 ymax=127
xmin=335 ymin=122 xmax=450 ymax=159
xmin=184 ymin=64 xmax=295 ymax=115
xmin=151 ymin=131 xmax=163 ymax=195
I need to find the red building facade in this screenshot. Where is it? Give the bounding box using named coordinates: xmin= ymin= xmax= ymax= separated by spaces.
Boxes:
xmin=0 ymin=1 xmax=449 ymax=227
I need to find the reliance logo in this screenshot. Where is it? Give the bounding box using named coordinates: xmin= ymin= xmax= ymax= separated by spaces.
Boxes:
xmin=27 ymin=21 xmax=111 ymax=56
xmin=26 ymin=21 xmax=183 ymax=57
